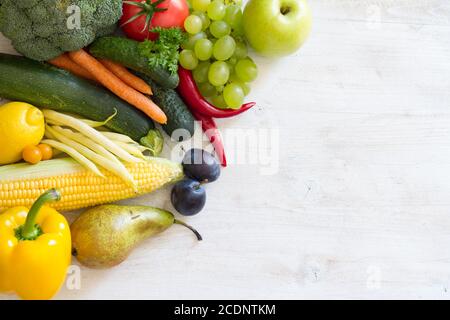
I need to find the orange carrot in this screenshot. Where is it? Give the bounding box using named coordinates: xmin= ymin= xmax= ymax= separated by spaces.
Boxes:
xmin=48 ymin=54 xmax=97 ymax=82
xmin=100 ymin=59 xmax=152 ymax=95
xmin=68 ymin=49 xmax=167 ymax=124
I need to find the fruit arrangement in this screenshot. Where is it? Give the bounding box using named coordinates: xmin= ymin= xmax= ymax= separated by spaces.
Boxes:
xmin=0 ymin=0 xmax=312 ymax=300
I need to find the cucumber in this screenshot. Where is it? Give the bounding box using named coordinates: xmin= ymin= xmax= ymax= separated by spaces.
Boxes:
xmin=0 ymin=53 xmax=163 ymax=154
xmin=90 ymin=37 xmax=179 ymax=89
xmin=137 ymin=72 xmax=195 ymax=140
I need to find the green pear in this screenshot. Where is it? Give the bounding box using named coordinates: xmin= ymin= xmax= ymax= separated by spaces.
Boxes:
xmin=71 ymin=205 xmax=202 ymax=269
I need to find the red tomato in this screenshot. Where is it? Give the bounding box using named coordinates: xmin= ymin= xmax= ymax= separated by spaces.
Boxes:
xmin=120 ymin=0 xmax=189 ymax=41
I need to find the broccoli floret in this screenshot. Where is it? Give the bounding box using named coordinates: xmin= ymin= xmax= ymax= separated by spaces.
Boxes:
xmin=0 ymin=0 xmax=122 ymax=61
xmin=15 ymin=0 xmax=41 ymax=9
xmin=0 ymin=2 xmax=34 ymax=43
xmin=14 ymin=37 xmax=63 ymax=61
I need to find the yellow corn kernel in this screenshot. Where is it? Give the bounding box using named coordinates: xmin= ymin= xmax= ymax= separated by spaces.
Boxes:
xmin=0 ymin=158 xmax=183 ymax=212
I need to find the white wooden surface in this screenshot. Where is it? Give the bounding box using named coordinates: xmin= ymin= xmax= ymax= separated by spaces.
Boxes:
xmin=2 ymin=0 xmax=450 ymax=300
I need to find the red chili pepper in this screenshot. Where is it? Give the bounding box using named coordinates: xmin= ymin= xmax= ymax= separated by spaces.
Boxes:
xmin=177 ymin=67 xmax=256 ymax=118
xmin=191 ymin=110 xmax=227 ymax=167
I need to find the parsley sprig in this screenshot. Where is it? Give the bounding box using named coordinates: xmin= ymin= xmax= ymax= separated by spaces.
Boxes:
xmin=138 ymin=27 xmax=187 ymax=75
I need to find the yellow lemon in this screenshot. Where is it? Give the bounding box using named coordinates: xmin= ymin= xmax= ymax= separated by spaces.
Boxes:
xmin=0 ymin=102 xmax=45 ymax=165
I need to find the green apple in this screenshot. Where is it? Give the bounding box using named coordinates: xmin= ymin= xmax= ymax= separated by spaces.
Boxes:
xmin=243 ymin=0 xmax=312 ymax=57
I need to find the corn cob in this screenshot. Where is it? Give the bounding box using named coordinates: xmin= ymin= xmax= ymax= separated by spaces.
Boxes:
xmin=0 ymin=158 xmax=183 ymax=212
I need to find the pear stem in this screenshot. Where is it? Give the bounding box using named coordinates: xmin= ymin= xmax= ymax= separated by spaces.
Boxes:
xmin=174 ymin=219 xmax=203 ymax=241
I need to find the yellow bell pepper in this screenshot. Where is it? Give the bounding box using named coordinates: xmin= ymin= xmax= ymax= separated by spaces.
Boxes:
xmin=0 ymin=189 xmax=71 ymax=300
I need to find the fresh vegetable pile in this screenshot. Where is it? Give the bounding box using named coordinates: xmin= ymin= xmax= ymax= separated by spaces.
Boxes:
xmin=0 ymin=0 xmax=312 ymax=300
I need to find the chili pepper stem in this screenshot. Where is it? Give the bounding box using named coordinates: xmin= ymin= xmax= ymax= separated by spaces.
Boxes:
xmin=21 ymin=189 xmax=61 ymax=240
xmin=174 ymin=219 xmax=203 ymax=241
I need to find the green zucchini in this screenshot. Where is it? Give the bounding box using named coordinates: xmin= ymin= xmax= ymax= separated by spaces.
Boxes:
xmin=0 ymin=53 xmax=163 ymax=154
xmin=90 ymin=37 xmax=179 ymax=89
xmin=136 ymin=72 xmax=195 ymax=140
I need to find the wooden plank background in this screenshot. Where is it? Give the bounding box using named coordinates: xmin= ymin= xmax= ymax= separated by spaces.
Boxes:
xmin=1 ymin=0 xmax=450 ymax=299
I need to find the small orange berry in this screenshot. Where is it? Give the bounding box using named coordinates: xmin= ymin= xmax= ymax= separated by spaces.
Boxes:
xmin=22 ymin=145 xmax=42 ymax=165
xmin=37 ymin=144 xmax=53 ymax=160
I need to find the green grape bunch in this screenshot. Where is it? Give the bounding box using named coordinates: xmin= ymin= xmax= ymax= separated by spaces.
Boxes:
xmin=181 ymin=0 xmax=258 ymax=110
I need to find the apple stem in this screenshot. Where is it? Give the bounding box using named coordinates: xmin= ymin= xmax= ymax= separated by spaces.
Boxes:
xmin=281 ymin=6 xmax=291 ymax=15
